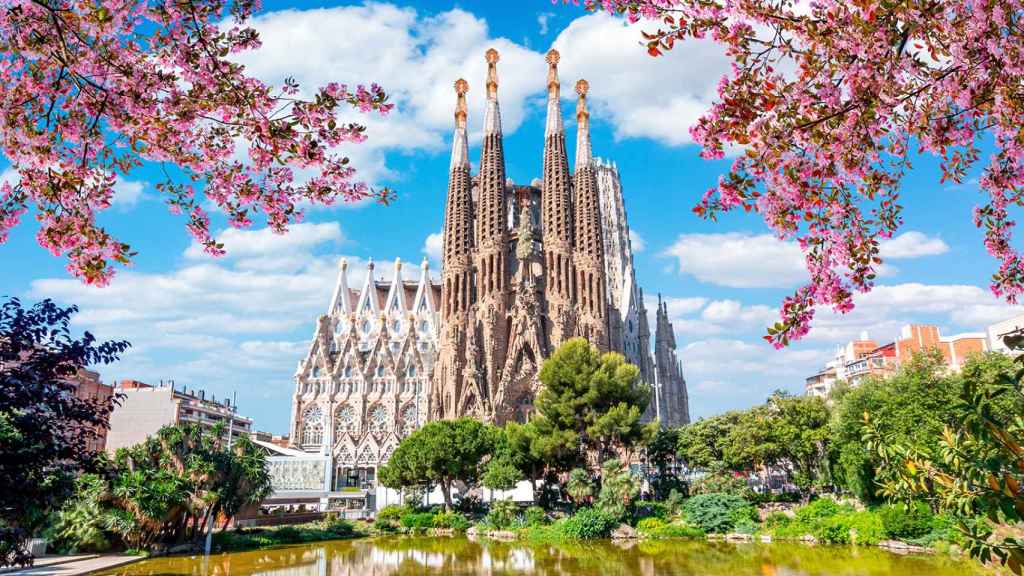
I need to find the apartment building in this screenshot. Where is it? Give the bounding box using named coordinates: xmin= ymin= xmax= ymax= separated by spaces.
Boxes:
xmin=106 ymin=380 xmax=252 ymax=451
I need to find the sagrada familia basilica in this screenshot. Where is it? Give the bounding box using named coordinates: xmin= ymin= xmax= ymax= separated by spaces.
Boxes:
xmin=283 ymin=49 xmax=688 ymax=505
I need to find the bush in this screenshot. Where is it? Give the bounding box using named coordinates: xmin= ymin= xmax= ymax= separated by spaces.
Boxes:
xmin=815 ymin=510 xmax=886 ymax=545
xmin=560 ymin=507 xmax=619 ymax=539
xmin=879 ymin=502 xmax=934 ymax=539
xmin=793 ymin=498 xmax=848 ymax=525
xmin=636 ymin=517 xmax=666 ymax=534
xmin=524 ymin=506 xmax=546 ymax=527
xmin=485 ymin=499 xmax=519 ymax=530
xmin=374 ymin=504 xmax=410 ymax=532
xmin=682 ymin=493 xmax=756 ymax=534
xmin=431 ymin=511 xmax=470 ymax=531
xmin=399 ymin=512 xmax=435 ymax=532
xmin=633 ymin=500 xmax=668 ymax=521
xmin=322 ymin=517 xmax=355 ymax=537
xmin=273 ymin=526 xmax=304 ymax=543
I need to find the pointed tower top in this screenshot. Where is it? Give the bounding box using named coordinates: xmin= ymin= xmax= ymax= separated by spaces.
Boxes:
xmin=454 ymin=79 xmax=469 ymax=129
xmin=574 ymin=78 xmax=593 ymax=169
xmin=394 ymin=257 xmax=402 ymax=270
xmin=546 ymin=49 xmax=561 ymax=97
xmin=339 ymin=257 xmax=348 ymax=270
xmin=485 ymin=48 xmax=499 ymax=98
xmin=421 ymin=256 xmax=430 ymax=270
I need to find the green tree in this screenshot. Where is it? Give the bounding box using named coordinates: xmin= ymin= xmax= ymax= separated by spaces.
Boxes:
xmin=565 ymin=468 xmax=594 ymax=509
xmin=379 ymin=418 xmax=494 ymax=511
xmin=830 ymin=350 xmax=958 ymax=502
xmin=865 ymin=347 xmax=1024 ymax=574
xmin=676 ymin=411 xmax=743 ymax=470
xmin=535 ymin=338 xmax=655 ymax=465
xmin=482 ymin=429 xmax=520 ymax=492
xmin=769 ymin=393 xmax=831 ymax=493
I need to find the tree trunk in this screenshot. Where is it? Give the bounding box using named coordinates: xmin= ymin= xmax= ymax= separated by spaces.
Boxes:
xmin=440 ymin=480 xmax=453 ymax=511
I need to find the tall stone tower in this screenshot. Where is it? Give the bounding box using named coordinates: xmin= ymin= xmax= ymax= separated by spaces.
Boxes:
xmin=571 ymin=80 xmax=608 ymax=351
xmin=540 ymin=50 xmax=577 ymax=349
xmin=654 ymin=295 xmax=690 ymax=426
xmin=431 ymin=79 xmax=475 ymax=420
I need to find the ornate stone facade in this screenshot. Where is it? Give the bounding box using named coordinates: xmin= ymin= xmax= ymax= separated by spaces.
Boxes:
xmin=290 ymin=258 xmax=440 ymax=498
xmin=431 ymin=49 xmax=690 ymax=426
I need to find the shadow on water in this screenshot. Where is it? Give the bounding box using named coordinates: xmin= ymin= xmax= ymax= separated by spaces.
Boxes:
xmin=93 ymin=536 xmax=985 ymax=576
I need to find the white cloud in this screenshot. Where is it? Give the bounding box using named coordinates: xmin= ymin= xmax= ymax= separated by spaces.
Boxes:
xmin=879 ymin=231 xmax=950 ymax=259
xmin=629 ymin=229 xmax=645 ymax=253
xmin=184 ymin=222 xmax=344 ymax=273
xmin=537 ymin=12 xmax=554 ymax=35
xmin=232 ymin=5 xmax=547 ymax=185
xmin=111 ymin=179 xmax=146 ymax=209
xmin=663 ymin=232 xmax=805 ymax=288
xmin=423 ymin=231 xmax=443 ymax=264
xmin=552 ymin=12 xmax=731 ymax=146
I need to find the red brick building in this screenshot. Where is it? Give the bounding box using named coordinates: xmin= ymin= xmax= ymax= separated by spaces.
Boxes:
xmin=69 ymin=369 xmax=115 ymax=452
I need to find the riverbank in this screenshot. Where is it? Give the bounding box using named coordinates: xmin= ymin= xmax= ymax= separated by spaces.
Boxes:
xmin=4 ymin=555 xmax=143 ymax=576
xmin=210 ymin=518 xmax=369 ymax=552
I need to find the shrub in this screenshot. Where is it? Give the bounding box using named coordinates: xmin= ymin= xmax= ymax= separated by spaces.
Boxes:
xmin=682 ymin=493 xmax=756 ymax=534
xmin=878 ymin=502 xmax=934 ymax=539
xmin=560 ymin=507 xmax=618 ymax=539
xmin=399 ymin=512 xmax=435 ymax=532
xmin=485 ymin=499 xmax=519 ymax=530
xmin=322 ymin=518 xmax=355 ymax=537
xmin=273 ymin=526 xmax=303 ymax=543
xmin=375 ymin=504 xmax=410 ymax=532
xmin=815 ymin=511 xmax=886 ymax=545
xmin=636 ymin=517 xmax=666 ymax=534
xmin=665 ymin=489 xmax=686 ymax=516
xmin=524 ymin=506 xmax=546 ymax=527
xmin=793 ymin=498 xmax=849 ymax=525
xmin=633 ymin=500 xmax=668 ymax=521
xmin=431 ymin=511 xmax=470 ymax=531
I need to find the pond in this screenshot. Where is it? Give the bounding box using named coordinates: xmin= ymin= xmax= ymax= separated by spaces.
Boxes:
xmin=95 ymin=536 xmax=985 ymax=576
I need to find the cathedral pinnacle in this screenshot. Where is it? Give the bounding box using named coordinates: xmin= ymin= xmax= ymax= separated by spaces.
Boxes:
xmin=486 ymin=48 xmax=499 ymax=98
xmin=546 ymin=49 xmax=560 ymax=97
xmin=575 ymin=79 xmax=593 ymax=169
xmin=483 ymin=49 xmax=502 ymax=136
xmin=454 ymin=78 xmax=468 ymax=129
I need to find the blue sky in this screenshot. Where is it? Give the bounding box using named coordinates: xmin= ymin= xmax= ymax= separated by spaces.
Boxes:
xmin=1 ymin=1 xmax=1018 ymax=434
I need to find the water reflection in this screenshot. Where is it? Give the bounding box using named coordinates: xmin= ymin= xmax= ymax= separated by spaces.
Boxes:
xmin=96 ymin=536 xmax=984 ymax=576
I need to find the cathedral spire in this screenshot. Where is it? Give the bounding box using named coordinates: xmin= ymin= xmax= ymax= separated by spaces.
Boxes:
xmin=544 ymin=49 xmax=563 ymax=137
xmin=575 ymin=79 xmax=593 ymax=170
xmin=476 ymin=48 xmax=509 ymax=301
xmin=450 ymin=78 xmax=469 ymax=170
xmin=441 ymin=79 xmax=475 ymax=320
xmin=541 ymin=49 xmax=576 ymax=347
xmin=572 ymin=77 xmax=608 ymax=350
xmin=328 ymin=257 xmax=351 ymax=315
xmin=483 ymin=48 xmax=502 ymax=136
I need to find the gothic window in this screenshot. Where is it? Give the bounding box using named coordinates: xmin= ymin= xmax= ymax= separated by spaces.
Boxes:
xmin=336 ymin=446 xmax=354 ymax=465
xmin=344 ymin=366 xmax=353 ymax=378
xmin=335 ymin=405 xmax=356 ymax=435
xmin=368 ymin=405 xmax=388 ymax=433
xmin=393 ymin=319 xmax=402 ymax=332
xmin=311 ymin=366 xmax=320 ymax=378
xmin=361 ymin=320 xmax=371 ymax=334
xmin=400 ymin=404 xmax=418 ymax=436
xmin=376 ymin=365 xmax=385 ymax=377
xmin=301 ymin=405 xmax=323 ymax=445
xmin=329 ymin=340 xmax=339 ymax=354
xmin=407 ymin=365 xmax=417 ymax=377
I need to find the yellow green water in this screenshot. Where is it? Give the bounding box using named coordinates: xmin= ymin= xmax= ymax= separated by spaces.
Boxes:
xmin=95 ymin=536 xmax=986 ymax=576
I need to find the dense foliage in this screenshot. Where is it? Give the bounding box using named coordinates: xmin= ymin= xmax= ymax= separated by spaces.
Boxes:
xmin=535 ymin=338 xmax=656 ymax=465
xmin=867 ymin=348 xmax=1024 ymax=573
xmin=0 ymin=298 xmax=127 ymax=566
xmin=51 ymin=423 xmax=271 ymax=553
xmin=378 ymin=418 xmax=495 ymax=510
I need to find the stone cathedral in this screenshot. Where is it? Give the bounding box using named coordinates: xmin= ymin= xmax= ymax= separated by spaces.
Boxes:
xmin=286 ymin=49 xmax=688 ymax=509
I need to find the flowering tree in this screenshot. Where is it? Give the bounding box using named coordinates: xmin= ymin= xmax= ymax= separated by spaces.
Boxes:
xmin=569 ymin=0 xmax=1024 ymax=347
xmin=0 ymin=0 xmax=392 ymax=285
